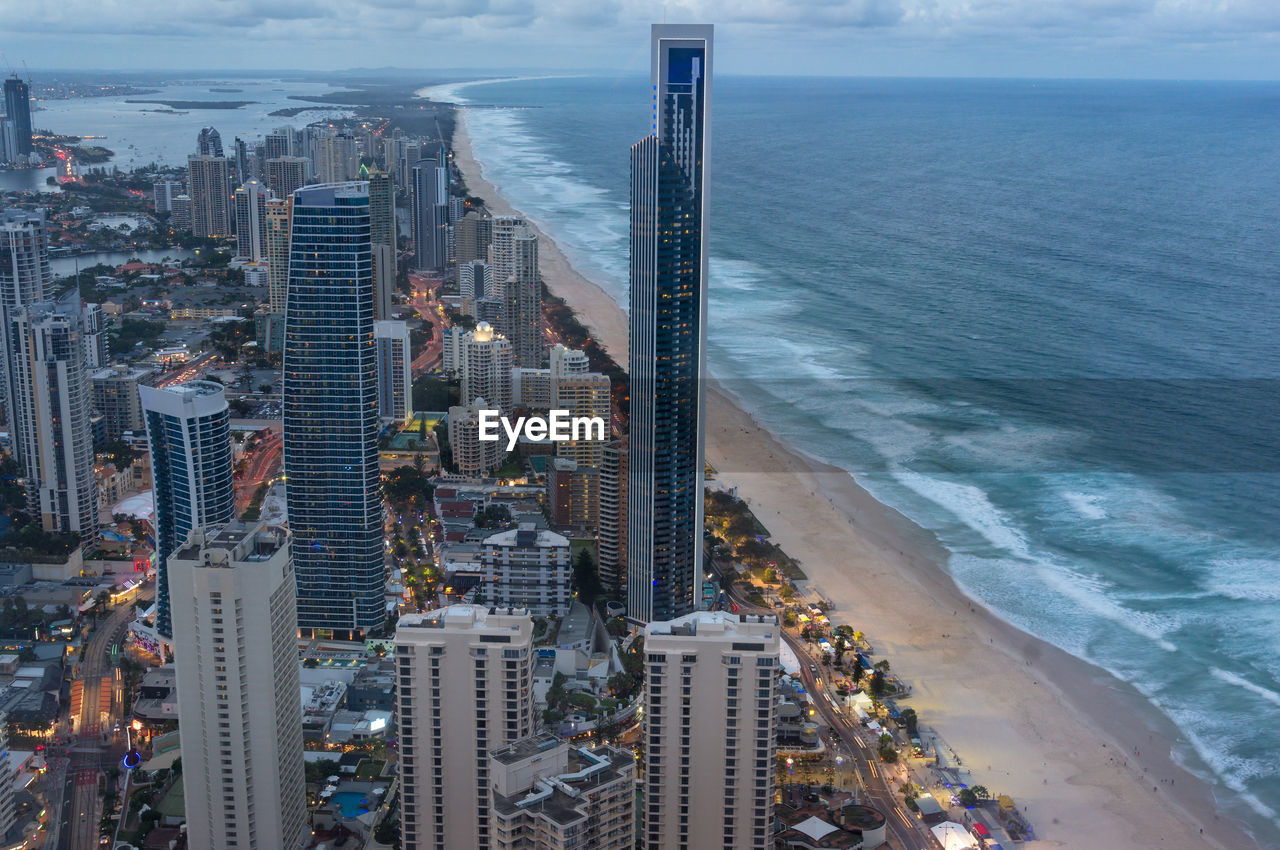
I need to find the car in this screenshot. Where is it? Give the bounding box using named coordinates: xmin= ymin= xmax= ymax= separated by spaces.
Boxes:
xmin=809 ymin=664 xmax=818 ymax=675
xmin=100 ymin=836 xmax=111 ymax=846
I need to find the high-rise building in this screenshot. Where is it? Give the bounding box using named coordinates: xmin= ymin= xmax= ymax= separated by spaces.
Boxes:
xmin=477 ymin=523 xmax=572 ymax=615
xmin=0 ymin=118 xmax=16 ymax=164
xmin=139 ymin=381 xmax=234 ymax=642
xmin=459 ymin=259 xmax=493 ymax=301
xmin=458 ymin=322 xmax=512 ymax=412
xmin=627 ymin=24 xmax=713 ymax=624
xmin=233 ymin=136 xmax=254 ymax=183
xmin=264 ymin=130 xmax=291 ymax=161
xmin=455 ymin=210 xmax=492 ymax=264
xmin=489 ymin=734 xmax=635 ymax=850
xmin=9 ymin=294 xmax=98 ymax=542
xmin=153 ymin=179 xmax=183 ymax=213
xmin=374 ymin=319 xmax=412 ymax=425
xmin=283 ymin=183 xmax=384 ymax=640
xmin=644 ymin=611 xmax=778 ymax=850
xmin=411 ymin=154 xmax=448 ymax=272
xmin=597 ymin=438 xmax=629 ymax=595
xmin=0 ymin=209 xmax=53 ymax=455
xmin=233 ymin=177 xmax=272 ymax=262
xmin=197 ymin=126 xmax=224 ymax=158
xmin=368 ymin=169 xmax=397 ymax=319
xmin=0 ymin=713 xmax=14 ymax=837
xmin=187 ymin=155 xmax=233 ymax=238
xmin=447 ymin=398 xmax=506 ymax=477
xmin=82 ymin=303 xmax=107 ymax=369
xmin=553 ymin=370 xmax=610 ymax=471
xmin=168 ymin=521 xmax=307 ymax=850
xmin=170 ymin=195 xmax=193 ymax=231
xmin=490 ymin=221 xmax=541 ymax=368
xmin=3 ymin=76 xmax=33 ymax=157
xmin=545 ymin=458 xmax=598 ymax=532
xmin=90 ymin=365 xmax=156 ymax=441
xmin=264 ymin=156 xmax=308 ymax=201
xmin=265 ymin=197 xmax=292 ymax=314
xmin=394 ymin=605 xmax=535 ymax=850
xmin=313 ymin=132 xmax=357 ymax=183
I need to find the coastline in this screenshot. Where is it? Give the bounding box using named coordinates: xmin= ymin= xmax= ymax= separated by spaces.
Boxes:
xmin=450 ymin=107 xmax=1259 ymax=850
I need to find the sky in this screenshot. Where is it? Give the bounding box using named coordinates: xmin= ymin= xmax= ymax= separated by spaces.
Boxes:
xmin=2 ymin=0 xmax=1279 ymax=80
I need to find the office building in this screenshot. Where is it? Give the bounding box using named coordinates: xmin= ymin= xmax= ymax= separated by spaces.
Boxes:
xmin=187 ymin=155 xmax=233 ymax=238
xmin=411 ymin=154 xmax=449 ymax=272
xmin=489 ymin=734 xmax=635 ymax=850
xmin=153 ymin=179 xmax=183 ymax=213
xmin=3 ymin=76 xmax=33 ymax=157
xmin=283 ymin=183 xmax=384 ymax=639
xmin=374 ymin=319 xmax=412 ymax=425
xmin=9 ymin=294 xmax=98 ymax=541
xmin=644 ymin=611 xmax=778 ymax=850
xmin=627 ymin=24 xmax=714 ymax=624
xmin=197 ymin=126 xmax=224 ymax=157
xmin=459 ymin=322 xmax=513 ymax=412
xmin=478 ymin=523 xmax=571 ymax=615
xmin=264 ymin=156 xmax=308 ymax=201
xmin=234 ymin=177 xmax=272 ymax=262
xmin=139 ymin=380 xmax=235 ymax=642
xmin=170 ymin=194 xmax=193 ymax=231
xmin=456 ymin=210 xmax=492 ymax=265
xmin=82 ymin=302 xmax=107 ymax=369
xmin=368 ymin=168 xmax=397 ymax=319
xmin=490 ymin=220 xmax=541 ymax=368
xmin=91 ymin=365 xmax=156 ymax=441
xmin=447 ymin=398 xmax=506 ymax=477
xmin=394 ymin=605 xmax=535 ymax=850
xmin=169 ymin=521 xmax=307 ymax=850
xmin=0 ymin=209 xmax=53 ymax=452
xmin=597 ymin=438 xmax=628 ymax=595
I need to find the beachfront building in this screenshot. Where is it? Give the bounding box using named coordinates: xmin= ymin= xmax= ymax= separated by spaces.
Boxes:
xmin=456 ymin=210 xmax=493 ymax=264
xmin=394 ymin=606 xmax=535 ymax=850
xmin=168 ymin=521 xmax=307 ymax=850
xmin=283 ymin=182 xmax=385 ymax=640
xmin=490 ymin=218 xmax=542 ymax=368
xmin=627 ymin=24 xmax=714 ymax=625
xmin=644 ymin=611 xmax=778 ymax=850
xmin=197 ymin=126 xmax=224 ymax=157
xmin=459 ymin=322 xmax=513 ymax=412
xmin=489 ymin=734 xmax=635 ymax=850
xmin=412 ymin=152 xmax=449 ymax=272
xmin=187 ymin=154 xmax=233 ymax=238
xmin=374 ymin=319 xmax=413 ymax=426
xmin=139 ymin=380 xmax=235 ymax=644
xmin=597 ymin=437 xmax=629 ymax=595
xmin=477 ymin=523 xmax=572 ymax=616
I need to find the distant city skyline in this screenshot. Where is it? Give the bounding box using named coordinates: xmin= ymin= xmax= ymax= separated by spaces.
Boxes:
xmin=1 ymin=1 xmax=1278 ymax=80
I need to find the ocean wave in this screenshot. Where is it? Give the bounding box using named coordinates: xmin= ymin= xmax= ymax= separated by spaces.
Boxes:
xmin=1203 ymin=558 xmax=1280 ymax=603
xmin=1211 ymin=668 xmax=1280 ymax=709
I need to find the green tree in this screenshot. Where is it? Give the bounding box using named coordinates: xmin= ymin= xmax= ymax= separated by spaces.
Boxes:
xmin=899 ymin=707 xmax=919 ymax=736
xmin=869 ymin=669 xmax=886 ymax=697
xmin=571 ymin=549 xmax=603 ymax=606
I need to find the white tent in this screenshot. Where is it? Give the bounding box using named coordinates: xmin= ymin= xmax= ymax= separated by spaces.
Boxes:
xmin=931 ymin=822 xmax=978 ymax=850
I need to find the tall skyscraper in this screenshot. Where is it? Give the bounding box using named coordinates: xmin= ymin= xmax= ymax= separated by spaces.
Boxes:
xmin=313 ymin=132 xmax=357 ymax=183
xmin=153 ymin=179 xmax=183 ymax=213
xmin=170 ymin=195 xmax=193 ymax=231
xmin=2 ymin=76 xmax=33 ymax=157
xmin=394 ymin=605 xmax=535 ymax=850
xmin=265 ymin=197 xmax=292 ymax=314
xmin=411 ymin=154 xmax=448 ymax=272
xmin=264 ymin=156 xmax=308 ymax=200
xmin=455 ymin=210 xmax=493 ymax=264
xmin=459 ymin=259 xmax=493 ymax=301
xmin=598 ymin=437 xmax=629 ymax=595
xmin=168 ymin=521 xmax=307 ymax=850
xmin=91 ymin=365 xmax=155 ymax=440
xmin=0 ymin=118 xmax=17 ymax=164
xmin=374 ymin=319 xmax=412 ymax=425
xmin=283 ymin=183 xmax=384 ymax=640
xmin=458 ymin=322 xmax=512 ymax=412
xmin=233 ymin=177 xmax=272 ymax=262
xmin=187 ymin=155 xmax=233 ymax=238
xmin=627 ymin=24 xmax=713 ymax=624
xmin=643 ymin=611 xmax=778 ymax=850
xmin=368 ymin=168 xmax=397 ymax=319
xmin=197 ymin=126 xmax=224 ymax=158
xmin=504 ymin=226 xmax=542 ymax=368
xmin=264 ymin=130 xmax=291 ymax=161
xmin=0 ymin=209 xmax=53 ymax=458
xmin=139 ymin=381 xmax=234 ymax=642
xmin=9 ymin=294 xmax=98 ymax=542
xmin=0 ymin=713 xmax=14 ymax=837
xmin=82 ymin=302 xmax=107 ymax=368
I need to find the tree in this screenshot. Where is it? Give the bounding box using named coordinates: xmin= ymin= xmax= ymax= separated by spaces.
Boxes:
xmin=879 ymin=744 xmax=898 ymax=763
xmin=571 ymin=549 xmax=603 ymax=606
xmin=958 ymin=788 xmax=979 ymax=808
xmin=970 ymin=785 xmax=991 ymax=801
xmin=869 ymin=669 xmax=886 ymax=697
xmin=899 ymin=707 xmax=918 ymax=736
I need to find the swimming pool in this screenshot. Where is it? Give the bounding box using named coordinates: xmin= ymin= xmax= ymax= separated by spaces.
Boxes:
xmin=331 ymin=791 xmax=371 ymax=818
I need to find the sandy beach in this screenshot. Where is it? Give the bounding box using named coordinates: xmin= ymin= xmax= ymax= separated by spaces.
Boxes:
xmin=450 ymin=110 xmax=1259 ymax=850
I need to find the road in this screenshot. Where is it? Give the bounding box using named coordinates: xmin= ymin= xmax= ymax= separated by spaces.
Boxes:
xmin=721 ymin=578 xmax=934 ymax=850
xmin=155 ymin=350 xmax=218 ymax=388
xmin=235 ymin=425 xmax=283 ymax=513
xmin=408 ymin=272 xmax=446 ymax=374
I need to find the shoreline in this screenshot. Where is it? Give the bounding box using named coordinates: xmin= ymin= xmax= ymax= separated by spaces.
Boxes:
xmin=450 ymin=104 xmax=1259 ymax=850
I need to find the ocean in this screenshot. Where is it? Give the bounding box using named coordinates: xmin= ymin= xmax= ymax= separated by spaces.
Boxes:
xmin=447 ymin=75 xmax=1280 ymax=839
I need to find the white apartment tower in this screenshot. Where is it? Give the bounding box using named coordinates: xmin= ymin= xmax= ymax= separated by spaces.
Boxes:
xmin=478 ymin=523 xmax=572 ymax=616
xmin=394 ymin=605 xmax=535 ymax=850
xmin=233 ymin=177 xmax=273 ymax=262
xmin=169 ymin=521 xmax=307 ymax=850
xmin=644 ymin=612 xmax=779 ymax=850
xmin=187 ymin=154 xmax=233 ymax=237
xmin=447 ymin=397 xmax=507 ymax=477
xmin=374 ymin=319 xmax=413 ymax=425
xmin=460 ymin=322 xmax=513 ymax=412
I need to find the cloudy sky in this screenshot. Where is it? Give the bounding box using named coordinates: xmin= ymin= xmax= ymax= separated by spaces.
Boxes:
xmin=3 ymin=0 xmax=1278 ymax=79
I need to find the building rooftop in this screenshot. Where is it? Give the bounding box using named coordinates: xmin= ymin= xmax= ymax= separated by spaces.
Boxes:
xmin=483 ymin=523 xmax=569 ymax=550
xmin=490 ymin=742 xmax=633 ymax=827
xmin=646 ymin=610 xmax=778 ymax=639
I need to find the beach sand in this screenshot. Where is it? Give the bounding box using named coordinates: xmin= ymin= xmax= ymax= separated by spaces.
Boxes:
xmin=452 ymin=111 xmax=1258 ymax=850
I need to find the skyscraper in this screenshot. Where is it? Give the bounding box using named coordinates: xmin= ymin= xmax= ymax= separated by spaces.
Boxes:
xmin=643 ymin=611 xmax=778 ymax=850
xmin=265 ymin=197 xmax=292 ymax=314
xmin=368 ymin=168 xmax=397 ymax=319
xmin=598 ymin=437 xmax=629 ymax=595
xmin=9 ymin=294 xmax=98 ymax=542
xmin=197 ymin=126 xmax=224 ymax=158
xmin=503 ymin=226 xmax=542 ymax=368
xmin=627 ymin=24 xmax=713 ymax=624
xmin=458 ymin=322 xmax=512 ymax=412
xmin=313 ymin=132 xmax=357 ymax=183
xmin=411 ymin=154 xmax=448 ymax=272
xmin=168 ymin=521 xmax=307 ymax=850
xmin=153 ymin=179 xmax=183 ymax=213
xmin=0 ymin=209 xmax=53 ymax=459
xmin=233 ymin=177 xmax=272 ymax=262
xmin=264 ymin=156 xmax=308 ymax=200
xmin=139 ymin=381 xmax=234 ymax=643
xmin=264 ymin=130 xmax=291 ymax=161
xmin=187 ymin=155 xmax=233 ymax=238
xmin=2 ymin=76 xmax=33 ymax=157
xmin=374 ymin=319 xmax=412 ymax=425
xmin=455 ymin=210 xmax=493 ymax=264
xmin=283 ymin=183 xmax=384 ymax=640
xmin=394 ymin=605 xmax=535 ymax=850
